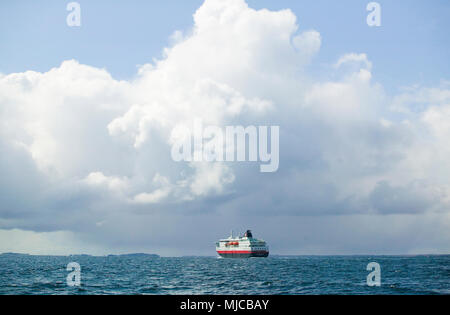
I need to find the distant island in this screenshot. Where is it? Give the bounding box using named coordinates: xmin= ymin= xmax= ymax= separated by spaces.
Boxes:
xmin=106 ymin=253 xmax=159 ymax=258
xmin=0 ymin=252 xmax=159 ymax=258
xmin=0 ymin=252 xmax=31 ymax=257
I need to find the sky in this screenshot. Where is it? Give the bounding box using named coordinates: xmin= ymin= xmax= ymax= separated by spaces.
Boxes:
xmin=0 ymin=0 xmax=449 ymax=256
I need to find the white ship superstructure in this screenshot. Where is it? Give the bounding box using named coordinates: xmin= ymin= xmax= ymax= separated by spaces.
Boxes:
xmin=215 ymin=230 xmax=269 ymax=258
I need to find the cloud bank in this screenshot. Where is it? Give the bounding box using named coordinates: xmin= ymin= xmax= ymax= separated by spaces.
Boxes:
xmin=0 ymin=0 xmax=449 ymax=255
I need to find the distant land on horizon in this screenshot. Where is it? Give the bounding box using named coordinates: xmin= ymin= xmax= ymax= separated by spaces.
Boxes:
xmin=0 ymin=252 xmax=160 ymax=258
xmin=1 ymin=252 xmax=449 ymax=258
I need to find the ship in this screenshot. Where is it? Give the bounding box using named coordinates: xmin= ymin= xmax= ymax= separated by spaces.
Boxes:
xmin=215 ymin=230 xmax=269 ymax=258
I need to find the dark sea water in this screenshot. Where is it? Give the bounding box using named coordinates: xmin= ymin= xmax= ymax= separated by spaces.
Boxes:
xmin=0 ymin=254 xmax=448 ymax=295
